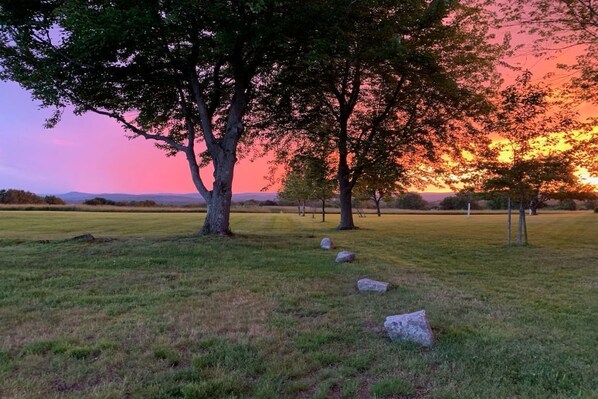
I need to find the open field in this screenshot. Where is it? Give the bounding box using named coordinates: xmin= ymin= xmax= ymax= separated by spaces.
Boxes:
xmin=0 ymin=211 xmax=597 ymax=398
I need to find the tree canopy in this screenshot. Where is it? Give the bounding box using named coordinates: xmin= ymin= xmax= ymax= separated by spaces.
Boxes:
xmin=500 ymin=0 xmax=598 ymax=104
xmin=469 ymin=71 xmax=590 ymax=245
xmin=262 ymin=0 xmax=505 ymax=230
xmin=396 ymin=192 xmax=428 ymax=210
xmin=0 ymin=0 xmax=316 ymax=234
xmin=278 ymin=153 xmax=336 ymax=220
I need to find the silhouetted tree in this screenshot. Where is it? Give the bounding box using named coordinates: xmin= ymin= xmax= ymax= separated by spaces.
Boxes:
xmin=558 ymin=198 xmax=577 ymax=210
xmin=262 ymin=0 xmax=505 ymax=230
xmin=439 ymin=193 xmax=480 ymax=210
xmin=278 ymin=153 xmax=336 ymax=221
xmin=501 ymin=0 xmax=598 ymax=104
xmin=473 ymin=72 xmax=584 ymax=245
xmin=0 ymin=0 xmax=323 ymax=235
xmin=396 ymin=192 xmax=429 ymax=210
xmin=83 ymin=197 xmax=116 ymax=206
xmin=354 ymin=159 xmax=406 ymax=217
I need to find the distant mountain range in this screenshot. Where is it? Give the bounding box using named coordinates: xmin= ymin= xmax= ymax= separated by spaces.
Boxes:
xmin=55 ymin=191 xmax=279 ymax=205
xmin=53 ymin=191 xmax=453 ymax=205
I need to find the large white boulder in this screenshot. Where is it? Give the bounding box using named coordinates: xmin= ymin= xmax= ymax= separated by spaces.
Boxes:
xmin=357 ymin=278 xmax=388 ymax=293
xmin=320 ymin=237 xmax=334 ymax=250
xmin=335 ymin=251 xmax=355 ymax=263
xmin=384 ymin=310 xmax=434 ymax=347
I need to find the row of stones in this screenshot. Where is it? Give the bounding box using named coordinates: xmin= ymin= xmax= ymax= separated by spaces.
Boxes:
xmin=320 ymin=237 xmax=434 ymax=347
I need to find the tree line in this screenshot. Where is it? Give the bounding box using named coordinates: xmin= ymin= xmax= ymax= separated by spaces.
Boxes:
xmin=0 ymin=189 xmax=65 ymax=205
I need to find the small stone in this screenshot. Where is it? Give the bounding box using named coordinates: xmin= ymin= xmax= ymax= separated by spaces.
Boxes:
xmin=320 ymin=237 xmax=335 ymax=250
xmin=357 ymin=278 xmax=388 ymax=292
xmin=335 ymin=251 xmax=355 ymax=263
xmin=384 ymin=310 xmax=434 ymax=347
xmin=71 ymin=234 xmax=95 ymax=242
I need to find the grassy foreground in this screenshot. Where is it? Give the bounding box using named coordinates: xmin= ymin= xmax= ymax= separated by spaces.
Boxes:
xmin=0 ymin=211 xmax=596 ymax=398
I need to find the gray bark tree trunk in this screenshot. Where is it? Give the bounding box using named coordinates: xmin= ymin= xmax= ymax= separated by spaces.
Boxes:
xmin=191 ymin=79 xmax=248 ymax=236
xmin=507 ymin=196 xmax=512 ymax=245
xmin=338 ymin=176 xmax=355 ymax=229
xmin=200 ymin=152 xmax=236 ymax=235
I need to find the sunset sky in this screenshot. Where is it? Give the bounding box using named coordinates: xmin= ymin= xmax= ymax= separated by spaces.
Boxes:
xmin=0 ymin=81 xmax=271 ymax=194
xmin=0 ymin=30 xmax=595 ymax=195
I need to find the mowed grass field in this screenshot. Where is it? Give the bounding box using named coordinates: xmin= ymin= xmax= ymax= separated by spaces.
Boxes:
xmin=0 ymin=211 xmax=596 ymax=398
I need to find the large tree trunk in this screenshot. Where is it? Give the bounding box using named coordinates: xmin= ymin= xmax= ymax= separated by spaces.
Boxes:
xmin=374 ymin=197 xmax=382 ymax=217
xmin=507 ymin=196 xmax=512 ymax=245
xmin=338 ymin=175 xmax=355 ymax=229
xmin=200 ymin=153 xmax=236 ymax=235
xmin=195 ymin=84 xmax=247 ymax=235
xmin=530 ymin=197 xmax=539 ymax=215
xmin=337 ymin=119 xmax=356 ymax=229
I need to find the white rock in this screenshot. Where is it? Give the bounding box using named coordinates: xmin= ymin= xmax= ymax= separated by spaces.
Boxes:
xmin=320 ymin=237 xmax=334 ymax=250
xmin=357 ymin=278 xmax=388 ymax=292
xmin=335 ymin=251 xmax=355 ymax=263
xmin=384 ymin=310 xmax=434 ymax=347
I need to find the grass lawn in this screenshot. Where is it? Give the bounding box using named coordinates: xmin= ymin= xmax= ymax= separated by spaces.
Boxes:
xmin=0 ymin=210 xmax=596 ymax=398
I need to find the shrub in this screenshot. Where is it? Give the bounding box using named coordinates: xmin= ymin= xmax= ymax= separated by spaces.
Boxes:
xmin=558 ymin=198 xmax=577 ymax=211
xmin=44 ymin=195 xmax=66 ymax=205
xmin=439 ymin=194 xmax=480 ymax=210
xmin=396 ymin=192 xmax=428 ymax=210
xmin=0 ymin=189 xmax=45 ymax=204
xmin=583 ymin=200 xmax=597 ymax=210
xmin=83 ymin=197 xmax=116 ymax=206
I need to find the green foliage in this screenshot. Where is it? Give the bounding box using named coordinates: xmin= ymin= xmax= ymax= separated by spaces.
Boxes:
xmin=485 ymin=194 xmax=510 ymax=210
xmin=82 ymin=197 xmax=159 ymax=207
xmin=557 ymin=198 xmax=577 ymax=210
xmin=44 ymin=195 xmax=66 ymax=205
xmin=0 ymin=0 xmax=328 ymax=234
xmin=22 ymin=340 xmax=70 ymax=355
xmin=66 ymin=346 xmax=101 ymax=359
xmin=154 ymin=345 xmax=181 ymax=367
xmin=370 ymin=378 xmax=416 ymax=397
xmin=583 ymin=200 xmax=597 ymax=210
xmin=396 ymin=192 xmax=428 ymax=210
xmin=470 ymin=71 xmax=588 ymax=244
xmin=439 ymin=193 xmax=479 ymax=210
xmin=262 ymin=0 xmax=505 ymax=228
xmin=180 ymin=378 xmax=243 ymax=399
xmin=83 ymin=197 xmax=117 ymax=206
xmin=0 ymin=350 xmax=14 ymax=374
xmin=0 ymin=189 xmax=45 ymax=204
xmin=126 ymin=200 xmax=158 ymax=207
xmin=354 ymin=158 xmax=408 ymax=215
xmin=278 ymin=153 xmax=336 ymax=215
xmin=193 ymin=338 xmax=264 ymax=377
